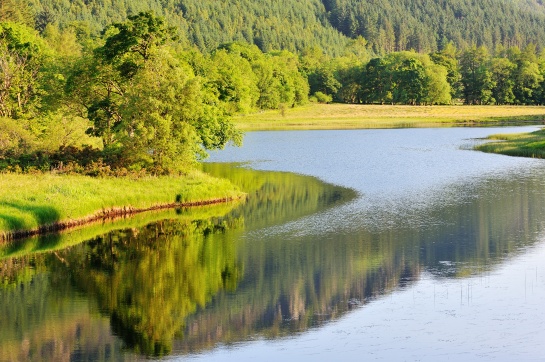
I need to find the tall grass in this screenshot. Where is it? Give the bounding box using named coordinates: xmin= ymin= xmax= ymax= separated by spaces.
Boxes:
xmin=475 ymin=129 xmax=545 ymax=158
xmin=236 ymin=104 xmax=545 ymax=130
xmin=0 ymin=170 xmax=243 ymax=237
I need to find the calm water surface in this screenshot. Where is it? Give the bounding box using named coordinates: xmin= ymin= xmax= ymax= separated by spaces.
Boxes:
xmin=2 ymin=127 xmax=545 ymax=361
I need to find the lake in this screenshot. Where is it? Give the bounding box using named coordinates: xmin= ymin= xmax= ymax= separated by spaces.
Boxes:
xmin=1 ymin=126 xmax=545 ymax=361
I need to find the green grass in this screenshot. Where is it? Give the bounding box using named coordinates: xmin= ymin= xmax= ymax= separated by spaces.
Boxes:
xmin=0 ymin=202 xmax=239 ymax=259
xmin=0 ymin=170 xmax=244 ymax=238
xmin=235 ymin=104 xmax=545 ymax=130
xmin=475 ymin=128 xmax=545 ymax=158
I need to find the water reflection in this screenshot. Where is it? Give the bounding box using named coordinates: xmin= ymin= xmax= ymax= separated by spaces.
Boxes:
xmin=175 ymin=162 xmax=545 ymax=354
xmin=0 ymin=167 xmax=353 ymax=360
xmin=1 ymin=129 xmax=545 ymax=360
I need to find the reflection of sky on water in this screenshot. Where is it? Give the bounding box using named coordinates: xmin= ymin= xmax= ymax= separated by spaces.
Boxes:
xmin=197 ymin=126 xmax=545 ymax=361
xmin=209 ymin=127 xmax=545 ymax=236
xmin=208 ymin=127 xmax=542 ymax=193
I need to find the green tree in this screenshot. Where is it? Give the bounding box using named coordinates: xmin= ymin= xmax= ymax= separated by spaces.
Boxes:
xmin=359 ymin=57 xmax=393 ymax=104
xmin=0 ymin=22 xmax=48 ymax=119
xmin=308 ymin=63 xmax=341 ymax=97
xmin=512 ymin=45 xmax=543 ymax=104
xmin=430 ymin=42 xmax=462 ymax=100
xmin=459 ymin=46 xmax=494 ymax=104
xmin=490 ymin=57 xmax=516 ymax=104
xmin=391 ymin=57 xmax=427 ymax=105
xmin=66 ymin=12 xmax=241 ymax=173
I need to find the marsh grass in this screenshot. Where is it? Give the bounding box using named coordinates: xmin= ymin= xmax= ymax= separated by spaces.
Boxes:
xmin=0 ymin=170 xmax=243 ymax=237
xmin=236 ymin=104 xmax=545 ymax=130
xmin=475 ymin=129 xmax=545 ymax=158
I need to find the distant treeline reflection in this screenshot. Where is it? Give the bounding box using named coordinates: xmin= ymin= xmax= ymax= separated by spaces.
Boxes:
xmin=1 ymin=166 xmax=545 ymax=359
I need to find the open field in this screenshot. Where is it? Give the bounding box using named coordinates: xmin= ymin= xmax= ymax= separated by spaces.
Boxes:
xmin=0 ymin=171 xmax=243 ymax=240
xmin=235 ymin=104 xmax=545 ymax=130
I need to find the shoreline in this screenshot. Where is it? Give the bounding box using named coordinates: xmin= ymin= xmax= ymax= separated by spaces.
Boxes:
xmin=0 ymin=171 xmax=245 ymax=243
xmin=0 ymin=195 xmax=245 ymax=242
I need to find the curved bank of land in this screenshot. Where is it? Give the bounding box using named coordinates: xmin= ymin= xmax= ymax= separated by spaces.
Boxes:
xmin=0 ymin=170 xmax=244 ymax=241
xmin=475 ymin=128 xmax=545 ymax=158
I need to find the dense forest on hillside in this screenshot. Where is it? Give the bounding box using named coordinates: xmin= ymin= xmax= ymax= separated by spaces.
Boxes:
xmin=3 ymin=0 xmax=545 ymax=174
xmin=324 ymin=0 xmax=545 ymax=53
xmin=15 ymin=0 xmax=545 ymax=54
xmin=24 ymin=0 xmax=350 ymax=55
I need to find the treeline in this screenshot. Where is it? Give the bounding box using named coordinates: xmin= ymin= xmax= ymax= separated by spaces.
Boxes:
xmin=325 ymin=0 xmax=545 ymax=54
xmin=325 ymin=42 xmax=545 ymax=106
xmin=15 ymin=0 xmax=545 ymax=56
xmin=0 ymin=11 xmax=311 ymax=174
xmin=3 ymin=7 xmax=545 ymax=174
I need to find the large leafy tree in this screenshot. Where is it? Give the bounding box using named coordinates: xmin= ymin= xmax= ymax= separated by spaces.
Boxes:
xmin=459 ymin=46 xmax=494 ymax=104
xmin=0 ymin=22 xmax=48 ymax=119
xmin=489 ymin=57 xmax=516 ymax=104
xmin=66 ymin=12 xmax=241 ymax=173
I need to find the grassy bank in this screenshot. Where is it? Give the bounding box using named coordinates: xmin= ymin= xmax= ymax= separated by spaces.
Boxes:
xmin=235 ymin=104 xmax=545 ymax=130
xmin=0 ymin=170 xmax=244 ymax=240
xmin=0 ymin=202 xmax=239 ymax=259
xmin=475 ymin=128 xmax=545 ymax=158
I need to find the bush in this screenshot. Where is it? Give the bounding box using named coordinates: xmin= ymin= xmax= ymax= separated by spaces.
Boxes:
xmin=313 ymin=91 xmax=332 ymax=104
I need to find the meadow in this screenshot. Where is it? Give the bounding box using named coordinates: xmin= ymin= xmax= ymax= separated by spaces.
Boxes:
xmin=235 ymin=104 xmax=545 ymax=130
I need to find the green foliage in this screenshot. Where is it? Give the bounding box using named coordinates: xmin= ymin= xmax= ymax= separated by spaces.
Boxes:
xmin=0 ymin=0 xmax=35 ymax=27
xmin=62 ymin=12 xmax=242 ymax=173
xmin=313 ymin=91 xmax=332 ymax=104
xmin=356 ymin=51 xmax=451 ymax=105
xmin=325 ymin=0 xmax=545 ymax=53
xmin=0 ymin=22 xmax=49 ymax=118
xmin=459 ymin=46 xmax=494 ymax=104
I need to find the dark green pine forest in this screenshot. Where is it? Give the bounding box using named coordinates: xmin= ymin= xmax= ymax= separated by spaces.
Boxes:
xmin=3 ymin=0 xmax=545 ymax=174
xmin=21 ymin=0 xmax=545 ymax=54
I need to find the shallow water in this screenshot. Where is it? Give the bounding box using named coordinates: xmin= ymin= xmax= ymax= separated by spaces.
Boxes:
xmin=2 ymin=126 xmax=545 ymax=361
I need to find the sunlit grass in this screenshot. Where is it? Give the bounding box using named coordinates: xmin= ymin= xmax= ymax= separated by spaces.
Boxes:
xmin=475 ymin=128 xmax=545 ymax=158
xmin=235 ymin=104 xmax=545 ymax=130
xmin=0 ymin=202 xmax=239 ymax=259
xmin=0 ymin=170 xmax=243 ymax=237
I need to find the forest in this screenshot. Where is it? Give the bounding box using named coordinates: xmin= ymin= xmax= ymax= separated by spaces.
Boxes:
xmin=2 ymin=0 xmax=545 ymax=174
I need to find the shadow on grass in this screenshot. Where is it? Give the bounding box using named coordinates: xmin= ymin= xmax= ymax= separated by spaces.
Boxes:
xmin=0 ymin=202 xmax=61 ymax=231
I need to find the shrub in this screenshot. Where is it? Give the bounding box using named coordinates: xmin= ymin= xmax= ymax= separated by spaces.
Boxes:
xmin=313 ymin=91 xmax=332 ymax=104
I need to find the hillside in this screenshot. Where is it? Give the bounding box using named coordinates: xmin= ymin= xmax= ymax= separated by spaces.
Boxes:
xmin=25 ymin=0 xmax=350 ymax=55
xmin=13 ymin=0 xmax=545 ymax=54
xmin=324 ymin=0 xmax=545 ymax=53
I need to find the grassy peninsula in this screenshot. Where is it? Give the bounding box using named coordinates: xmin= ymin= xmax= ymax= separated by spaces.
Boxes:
xmin=0 ymin=171 xmax=244 ymax=241
xmin=235 ymin=104 xmax=545 ymax=131
xmin=476 ymin=128 xmax=545 ymax=159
